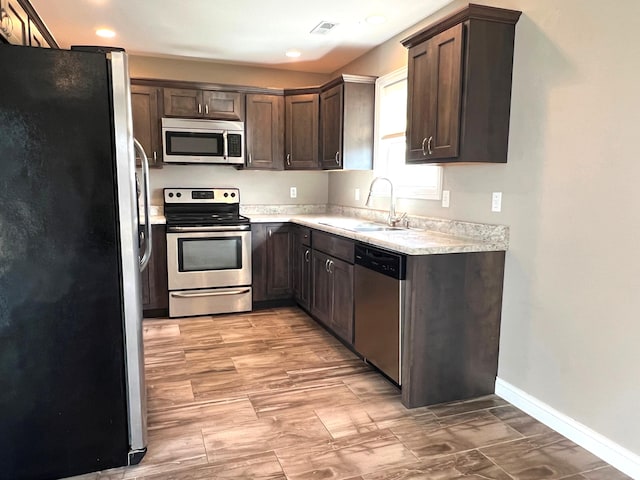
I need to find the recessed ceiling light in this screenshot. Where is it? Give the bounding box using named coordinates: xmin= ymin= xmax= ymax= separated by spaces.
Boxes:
xmin=365 ymin=15 xmax=387 ymax=25
xmin=96 ymin=28 xmax=116 ymax=38
xmin=285 ymin=50 xmax=301 ymax=58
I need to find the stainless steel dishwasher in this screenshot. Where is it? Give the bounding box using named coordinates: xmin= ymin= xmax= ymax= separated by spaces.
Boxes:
xmin=354 ymin=243 xmax=406 ymax=385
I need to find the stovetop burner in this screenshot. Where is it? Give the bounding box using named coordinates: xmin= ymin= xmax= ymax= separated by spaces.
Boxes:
xmin=163 ymin=187 xmax=248 ymax=227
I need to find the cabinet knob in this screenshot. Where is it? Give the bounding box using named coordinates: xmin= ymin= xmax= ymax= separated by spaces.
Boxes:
xmin=286 ymin=153 xmax=291 ymax=166
xmin=335 ymin=151 xmax=340 ymax=165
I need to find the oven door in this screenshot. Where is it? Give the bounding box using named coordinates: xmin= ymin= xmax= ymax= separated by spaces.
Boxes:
xmin=167 ymin=230 xmax=251 ymax=290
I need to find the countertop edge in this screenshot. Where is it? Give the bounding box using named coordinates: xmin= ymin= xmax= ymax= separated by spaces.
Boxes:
xmin=247 ymin=214 xmax=507 ymax=256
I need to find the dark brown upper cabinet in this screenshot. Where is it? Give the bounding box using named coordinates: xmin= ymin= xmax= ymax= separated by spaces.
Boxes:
xmin=403 ymin=4 xmax=521 ymax=164
xmin=245 ymin=94 xmax=284 ymax=170
xmin=131 ymin=83 xmax=163 ymax=167
xmin=320 ymin=75 xmax=375 ymax=170
xmin=163 ymin=88 xmax=244 ymax=121
xmin=0 ymin=0 xmax=56 ymax=47
xmin=284 ymin=93 xmax=319 ymax=170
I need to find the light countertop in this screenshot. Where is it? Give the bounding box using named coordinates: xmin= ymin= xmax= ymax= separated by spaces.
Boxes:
xmin=246 ymin=214 xmax=507 ymax=256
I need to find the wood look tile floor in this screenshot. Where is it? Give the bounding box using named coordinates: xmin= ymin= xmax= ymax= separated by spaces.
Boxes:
xmin=65 ymin=307 xmax=630 ymax=480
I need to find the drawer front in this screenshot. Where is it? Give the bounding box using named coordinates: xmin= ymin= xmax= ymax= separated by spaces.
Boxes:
xmin=169 ymin=287 xmax=252 ymax=318
xmin=298 ymin=226 xmax=311 ymax=246
xmin=312 ymin=230 xmax=354 ymax=264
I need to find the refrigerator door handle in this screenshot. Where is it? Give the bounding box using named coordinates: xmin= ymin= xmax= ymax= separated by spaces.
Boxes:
xmin=135 ymin=138 xmax=152 ymax=271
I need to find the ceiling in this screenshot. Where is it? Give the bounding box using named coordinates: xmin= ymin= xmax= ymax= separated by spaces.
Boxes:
xmin=30 ymin=0 xmax=454 ymax=73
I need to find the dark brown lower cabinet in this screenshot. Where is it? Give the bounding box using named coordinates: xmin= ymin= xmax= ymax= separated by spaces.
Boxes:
xmin=293 ymin=228 xmax=311 ymax=310
xmin=251 ymin=223 xmax=293 ymax=304
xmin=141 ymin=224 xmax=168 ymax=316
xmin=310 ymin=249 xmax=354 ymax=345
xmin=401 ymin=251 xmax=506 ymax=408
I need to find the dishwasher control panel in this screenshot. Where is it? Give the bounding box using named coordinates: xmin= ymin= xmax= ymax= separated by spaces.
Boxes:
xmin=354 ymin=244 xmax=406 ymax=280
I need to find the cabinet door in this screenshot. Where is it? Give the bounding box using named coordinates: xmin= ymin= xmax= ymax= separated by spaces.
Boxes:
xmin=293 ymin=237 xmax=311 ymax=310
xmin=311 ymin=250 xmax=331 ymax=325
xmin=330 ymin=257 xmax=354 ymax=345
xmin=285 ymin=94 xmax=319 ymax=170
xmin=131 ymin=84 xmax=162 ymax=167
xmin=320 ymin=84 xmax=343 ymax=169
xmin=406 ymin=23 xmax=463 ymax=162
xmin=251 ymin=224 xmax=268 ymax=302
xmin=265 ymin=223 xmax=292 ymax=297
xmin=1 ymin=0 xmax=28 ymax=46
xmin=427 ymin=24 xmax=463 ymax=160
xmin=245 ymin=94 xmax=284 ymax=170
xmin=28 ymin=19 xmax=48 ymax=48
xmin=163 ymin=88 xmax=202 ymax=117
xmin=202 ymin=91 xmax=244 ymax=120
xmin=142 ymin=225 xmax=168 ymax=314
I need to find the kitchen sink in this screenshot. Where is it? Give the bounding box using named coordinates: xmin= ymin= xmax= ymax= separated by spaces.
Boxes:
xmin=318 ymin=220 xmax=405 ymax=232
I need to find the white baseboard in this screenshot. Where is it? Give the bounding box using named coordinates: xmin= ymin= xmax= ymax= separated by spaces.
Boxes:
xmin=495 ymin=377 xmax=640 ymax=479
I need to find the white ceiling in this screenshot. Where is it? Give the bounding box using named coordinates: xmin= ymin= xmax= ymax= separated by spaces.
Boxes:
xmin=30 ymin=0 xmax=454 ymax=73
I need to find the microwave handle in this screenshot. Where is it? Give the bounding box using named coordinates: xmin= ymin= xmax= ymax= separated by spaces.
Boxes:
xmin=223 ymin=130 xmax=228 ymax=159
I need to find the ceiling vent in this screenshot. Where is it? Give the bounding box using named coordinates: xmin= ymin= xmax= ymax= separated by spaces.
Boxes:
xmin=310 ymin=21 xmax=338 ymax=35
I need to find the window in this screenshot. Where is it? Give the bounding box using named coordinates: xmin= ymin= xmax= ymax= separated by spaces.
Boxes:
xmin=373 ymin=67 xmax=442 ymax=200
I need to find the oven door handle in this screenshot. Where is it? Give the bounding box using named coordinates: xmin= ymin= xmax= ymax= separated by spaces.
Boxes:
xmin=168 ymin=225 xmax=251 ymax=232
xmin=170 ymin=288 xmax=251 ymax=298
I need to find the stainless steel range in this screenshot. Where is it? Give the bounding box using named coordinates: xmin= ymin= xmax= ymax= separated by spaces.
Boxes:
xmin=164 ymin=188 xmax=252 ymax=317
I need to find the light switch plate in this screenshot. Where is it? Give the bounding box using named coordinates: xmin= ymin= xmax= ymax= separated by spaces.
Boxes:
xmin=290 ymin=187 xmax=297 ymax=198
xmin=442 ymin=190 xmax=450 ymax=208
xmin=492 ymin=192 xmax=502 ymax=212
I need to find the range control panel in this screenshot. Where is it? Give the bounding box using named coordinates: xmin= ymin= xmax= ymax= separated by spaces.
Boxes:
xmin=163 ymin=188 xmax=240 ymax=204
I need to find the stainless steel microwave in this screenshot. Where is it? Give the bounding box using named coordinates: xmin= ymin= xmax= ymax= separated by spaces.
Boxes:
xmin=161 ymin=118 xmax=244 ymax=165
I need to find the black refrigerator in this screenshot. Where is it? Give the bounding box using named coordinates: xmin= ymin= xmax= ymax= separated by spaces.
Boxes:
xmin=0 ymin=44 xmax=151 ymax=479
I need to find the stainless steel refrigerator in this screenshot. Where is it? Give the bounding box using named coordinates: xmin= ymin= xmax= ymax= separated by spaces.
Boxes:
xmin=0 ymin=44 xmax=152 ymax=479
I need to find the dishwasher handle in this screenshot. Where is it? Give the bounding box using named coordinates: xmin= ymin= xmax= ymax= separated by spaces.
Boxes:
xmin=354 ymin=243 xmax=406 ymax=280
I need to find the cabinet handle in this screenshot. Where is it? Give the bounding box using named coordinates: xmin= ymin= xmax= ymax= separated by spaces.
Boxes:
xmin=335 ymin=151 xmax=340 ymax=165
xmin=325 ymin=258 xmax=330 ymax=272
xmin=421 ymin=137 xmax=427 ymax=156
xmin=198 ymin=103 xmax=202 ymax=114
xmin=248 ymin=153 xmax=252 ymax=164
xmin=427 ymin=136 xmax=433 ymax=155
xmin=304 ymin=250 xmax=310 ymax=262
xmin=205 ymin=104 xmax=209 ymax=115
xmin=268 ymin=229 xmax=272 ymax=237
xmin=153 ymin=151 xmax=157 ymax=162
xmin=328 ymin=260 xmax=334 ymax=273
xmin=286 ymin=153 xmax=291 ymax=166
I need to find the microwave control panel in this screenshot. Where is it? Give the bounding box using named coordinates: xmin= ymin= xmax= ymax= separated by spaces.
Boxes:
xmin=227 ymin=134 xmax=242 ymax=157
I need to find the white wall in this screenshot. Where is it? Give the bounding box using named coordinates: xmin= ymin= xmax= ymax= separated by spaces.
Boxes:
xmin=330 ymin=0 xmax=640 ymax=458
xmin=148 ymin=165 xmax=327 ymax=206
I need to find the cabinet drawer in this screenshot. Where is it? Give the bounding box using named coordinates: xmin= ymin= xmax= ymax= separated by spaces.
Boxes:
xmin=298 ymin=227 xmax=311 ymax=246
xmin=312 ymin=231 xmax=354 ymax=264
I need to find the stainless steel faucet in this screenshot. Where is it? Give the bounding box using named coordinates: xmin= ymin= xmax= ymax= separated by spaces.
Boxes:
xmin=365 ymin=177 xmax=405 ymax=226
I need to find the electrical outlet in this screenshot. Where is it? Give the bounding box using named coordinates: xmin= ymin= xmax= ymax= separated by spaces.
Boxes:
xmin=491 ymin=192 xmax=502 ymax=212
xmin=442 ymin=190 xmax=450 ymax=208
xmin=355 ymin=188 xmax=360 ymax=201
xmin=290 ymin=186 xmax=297 ymax=199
